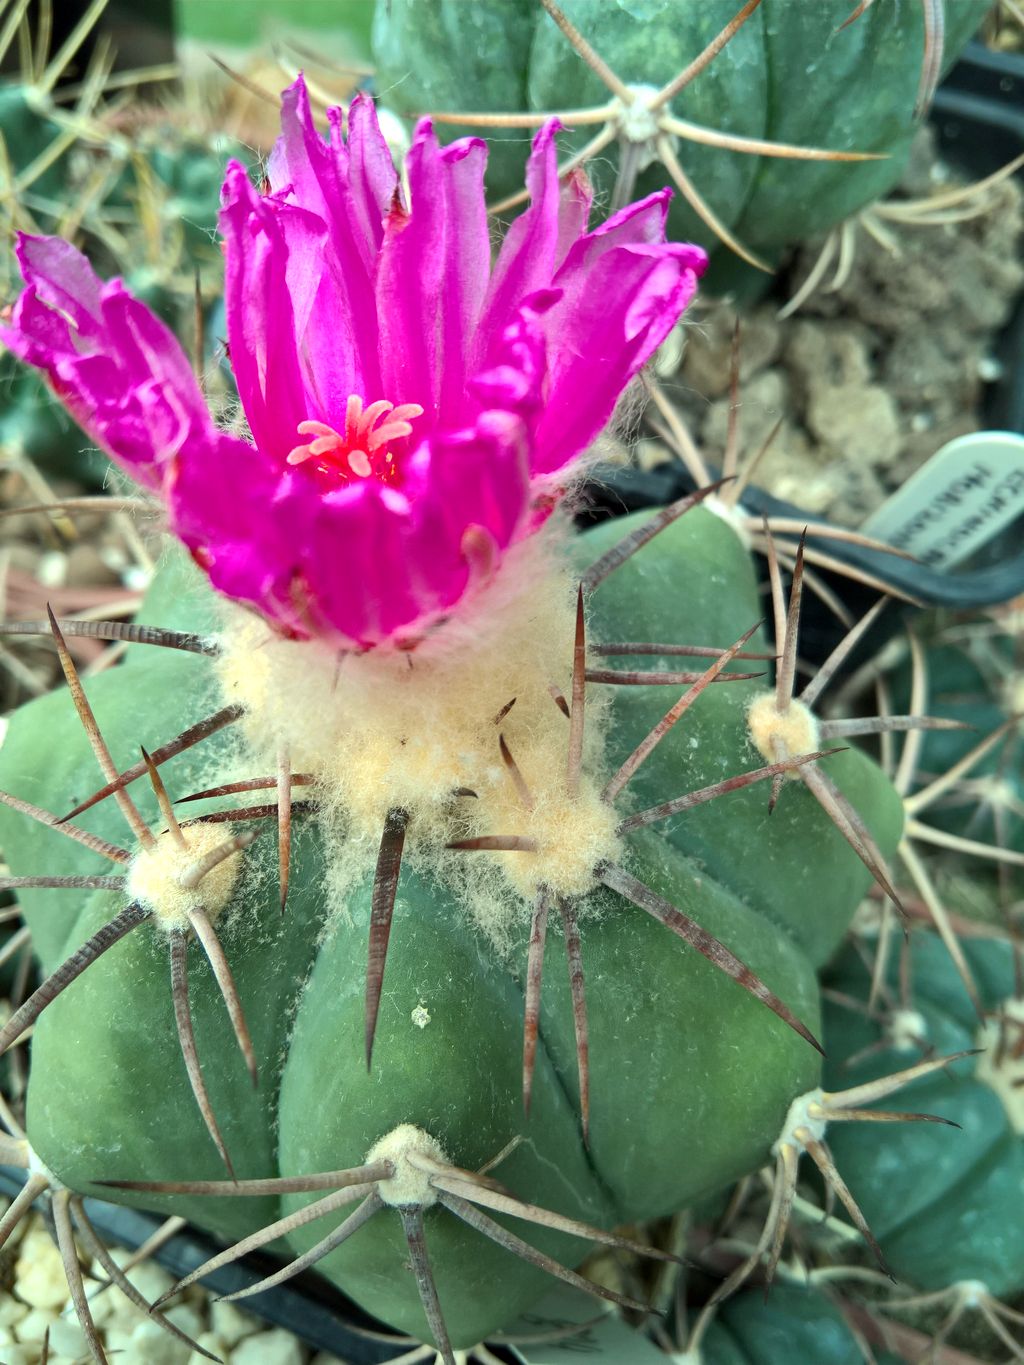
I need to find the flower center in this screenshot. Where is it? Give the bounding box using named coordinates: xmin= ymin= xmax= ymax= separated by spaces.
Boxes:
xmin=287 ymin=395 xmax=423 ymax=486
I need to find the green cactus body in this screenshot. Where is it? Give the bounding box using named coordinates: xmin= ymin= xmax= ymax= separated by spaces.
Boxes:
xmin=823 ymin=935 xmax=1024 ymax=1296
xmin=0 ymin=506 xmax=903 ymax=1346
xmin=173 ymin=0 xmax=374 ymax=59
xmin=0 ymin=88 xmax=72 ymax=219
xmin=372 ymin=0 xmax=987 ymax=278
xmin=892 ymin=638 xmax=1024 ymax=860
xmin=702 ymin=1282 xmax=883 ymax=1365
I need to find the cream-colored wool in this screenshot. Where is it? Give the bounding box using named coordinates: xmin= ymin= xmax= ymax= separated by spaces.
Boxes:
xmin=127 ymin=823 xmax=241 ymax=931
xmin=214 ymin=533 xmax=622 ymax=924
xmin=747 ymin=691 xmax=821 ymax=774
xmin=771 ymin=1087 xmax=828 ymax=1157
xmin=366 ymin=1125 xmax=448 ymax=1208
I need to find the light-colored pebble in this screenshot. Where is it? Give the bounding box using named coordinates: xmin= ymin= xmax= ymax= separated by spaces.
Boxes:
xmin=103 ymin=1293 xmax=150 ymax=1334
xmin=0 ymin=1292 xmax=29 ymax=1328
xmin=123 ymin=1315 xmax=195 ymax=1364
xmin=14 ymin=1227 xmax=72 ymax=1310
xmin=2 ymin=1210 xmax=319 ymax=1365
xmin=0 ymin=1345 xmax=39 ymax=1365
xmin=113 ymin=1246 xmax=177 ymax=1303
xmin=232 ymin=1326 xmax=307 ymax=1365
xmin=104 ymin=1325 xmax=137 ymax=1356
xmin=47 ymin=1314 xmax=89 ymax=1358
xmin=211 ymin=1299 xmax=261 ymax=1347
xmin=188 ymin=1331 xmax=228 ymax=1365
xmin=14 ymin=1307 xmax=58 ymax=1342
xmin=81 ymin=1276 xmax=119 ymax=1327
xmin=36 ymin=550 xmax=68 ymax=589
xmin=164 ymin=1300 xmax=206 ymax=1343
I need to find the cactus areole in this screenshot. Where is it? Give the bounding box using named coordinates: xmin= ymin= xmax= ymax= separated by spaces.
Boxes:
xmin=0 ymin=77 xmax=905 ymax=1357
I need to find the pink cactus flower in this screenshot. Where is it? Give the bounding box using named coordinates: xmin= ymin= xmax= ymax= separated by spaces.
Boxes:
xmin=1 ymin=77 xmax=706 ymax=649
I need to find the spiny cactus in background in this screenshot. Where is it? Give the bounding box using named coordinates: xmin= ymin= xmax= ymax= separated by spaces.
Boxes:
xmin=0 ymin=59 xmax=1017 ymax=1365
xmin=888 ymin=614 xmax=1024 ymax=871
xmin=0 ymin=0 xmax=249 ymax=484
xmin=829 ymin=612 xmax=1024 ymax=1027
xmin=172 ymin=0 xmax=374 ymax=66
xmin=819 ymin=931 xmax=1024 ymax=1356
xmin=682 ymin=1280 xmax=906 ymax=1365
xmin=371 ymin=0 xmax=988 ymax=284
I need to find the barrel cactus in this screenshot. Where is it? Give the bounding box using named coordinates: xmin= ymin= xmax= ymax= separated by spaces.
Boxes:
xmin=889 ymin=625 xmax=1024 ymax=867
xmin=0 ymin=72 xmax=965 ymax=1363
xmin=816 ymin=930 xmax=1024 ymax=1356
xmin=371 ymin=0 xmax=988 ymax=281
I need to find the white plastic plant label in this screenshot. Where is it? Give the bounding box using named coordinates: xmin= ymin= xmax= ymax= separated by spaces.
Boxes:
xmin=502 ymin=1286 xmax=668 ymax=1362
xmin=861 ymin=430 xmax=1024 ymax=570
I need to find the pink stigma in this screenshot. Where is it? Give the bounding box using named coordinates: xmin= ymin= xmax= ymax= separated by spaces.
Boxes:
xmin=287 ymin=395 xmax=423 ymax=485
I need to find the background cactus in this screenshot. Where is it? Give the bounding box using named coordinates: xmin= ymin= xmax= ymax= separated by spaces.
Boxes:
xmin=0 ymin=4 xmax=247 ymax=485
xmin=700 ymin=1281 xmax=901 ymax=1365
xmin=371 ymin=0 xmax=990 ymax=283
xmin=823 ymin=932 xmax=1024 ymax=1301
xmin=887 ymin=620 xmax=1024 ymax=872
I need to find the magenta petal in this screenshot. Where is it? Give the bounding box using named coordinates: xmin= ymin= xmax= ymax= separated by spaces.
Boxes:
xmin=14 ymin=235 xmax=103 ymax=335
xmin=302 ymin=484 xmax=424 ymax=645
xmin=0 ymin=235 xmax=213 ymax=487
xmin=532 ymin=238 xmax=706 ymax=474
xmin=474 ymin=121 xmax=564 ymax=364
xmin=584 ymin=187 xmax=674 ymax=248
xmin=436 ymin=137 xmax=490 ymax=418
xmin=554 ymin=170 xmax=594 ymax=269
xmin=220 ymin=163 xmax=312 ymax=458
xmin=296 ymin=406 xmax=531 ymax=648
xmin=421 ymin=411 xmax=531 ymax=553
xmin=469 ymin=293 xmax=554 ymax=433
xmin=270 ymin=77 xmax=393 ymax=277
xmin=102 ymin=283 xmax=207 ymax=417
xmin=345 ymin=92 xmax=398 ymax=258
xmin=375 ymin=120 xmax=450 ymax=419
xmin=169 ymin=431 xmax=313 ymax=631
xmin=263 ymin=78 xmax=390 ymax=416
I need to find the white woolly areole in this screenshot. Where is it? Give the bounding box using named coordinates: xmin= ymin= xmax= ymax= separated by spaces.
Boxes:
xmin=747 ymin=692 xmax=821 ymax=771
xmin=850 ymin=899 xmax=885 ymax=937
xmin=616 ymin=85 xmax=662 ymax=146
xmin=28 ymin=1145 xmax=61 ymax=1190
xmin=213 ymin=533 xmax=621 ymax=919
xmin=127 ymin=823 xmax=241 ymax=931
xmin=976 ymin=998 xmax=1024 ymax=1134
xmin=703 ymin=494 xmax=753 ymax=549
xmin=366 ymin=1124 xmax=447 ymax=1208
xmin=888 ymin=1009 xmax=928 ymax=1052
xmin=772 ymin=1087 xmax=828 ymax=1157
xmin=957 ymin=1279 xmax=991 ymax=1308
